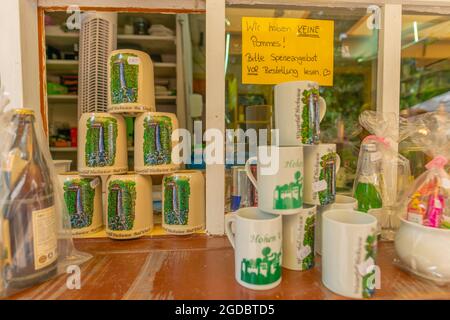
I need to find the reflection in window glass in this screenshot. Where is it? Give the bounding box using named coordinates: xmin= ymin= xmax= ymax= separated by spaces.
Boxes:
xmin=399 ymin=12 xmax=450 ymax=177
xmin=224 ymin=6 xmax=379 ymax=211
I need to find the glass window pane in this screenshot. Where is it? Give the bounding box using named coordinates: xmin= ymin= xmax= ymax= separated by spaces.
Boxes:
xmin=399 ymin=11 xmax=450 ymax=177
xmin=225 ymin=5 xmax=379 ymax=212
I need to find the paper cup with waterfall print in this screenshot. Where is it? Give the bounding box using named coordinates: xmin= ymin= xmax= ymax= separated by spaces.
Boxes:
xmin=134 ymin=112 xmax=180 ymax=175
xmin=78 ymin=113 xmax=128 ymax=175
xmin=162 ymin=170 xmax=205 ymax=234
xmin=108 ymin=49 xmax=156 ymax=114
xmin=322 ymin=209 xmax=378 ymax=299
xmin=58 ymin=173 xmax=103 ymax=236
xmin=282 ymin=205 xmax=316 ymax=271
xmin=315 ymin=195 xmax=358 ymax=255
xmin=245 ymin=146 xmax=304 ymax=215
xmin=303 ymin=144 xmax=340 ymax=206
xmin=274 ymin=81 xmax=326 ymax=145
xmin=225 ymin=207 xmax=282 ymax=290
xmin=106 ymin=173 xmax=153 ymax=239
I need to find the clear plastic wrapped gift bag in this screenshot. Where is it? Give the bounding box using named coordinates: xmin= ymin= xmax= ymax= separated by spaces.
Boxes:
xmin=395 ymin=110 xmax=450 ymax=284
xmin=0 ymin=80 xmax=91 ymax=297
xmin=353 ymin=111 xmax=412 ymax=241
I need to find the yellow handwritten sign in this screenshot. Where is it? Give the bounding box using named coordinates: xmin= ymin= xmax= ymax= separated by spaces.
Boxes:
xmin=242 ymin=17 xmax=334 ymax=86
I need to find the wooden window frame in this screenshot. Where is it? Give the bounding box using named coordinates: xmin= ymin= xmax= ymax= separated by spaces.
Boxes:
xmin=1 ymin=0 xmax=449 ymax=236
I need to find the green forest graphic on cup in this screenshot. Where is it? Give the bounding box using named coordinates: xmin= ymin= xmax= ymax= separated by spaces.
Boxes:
xmin=362 ymin=234 xmax=377 ymax=298
xmin=273 ymin=171 xmax=303 ymax=210
xmin=143 ymin=115 xmax=172 ymax=165
xmin=107 ymin=180 xmax=137 ymax=231
xmin=164 ymin=176 xmax=190 ymax=225
xmin=301 ymin=87 xmax=320 ymax=144
xmin=63 ymin=178 xmax=95 ymax=229
xmin=85 ymin=116 xmax=117 ymax=167
xmin=110 ymin=53 xmax=139 ymax=104
xmin=301 ymin=215 xmax=315 ymax=270
xmin=241 ymin=247 xmax=281 ymax=285
xmin=318 ymin=152 xmax=337 ymax=205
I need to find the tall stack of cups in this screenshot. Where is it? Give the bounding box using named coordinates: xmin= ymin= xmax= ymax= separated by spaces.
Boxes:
xmin=71 ymin=49 xmax=206 ymax=239
xmin=225 ymin=80 xmax=378 ymax=298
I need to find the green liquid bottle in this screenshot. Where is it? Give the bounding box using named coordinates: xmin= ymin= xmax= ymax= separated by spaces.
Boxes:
xmin=353 ymin=143 xmax=383 ymax=213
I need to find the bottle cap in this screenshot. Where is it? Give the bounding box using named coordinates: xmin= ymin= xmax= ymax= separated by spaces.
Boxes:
xmin=13 ymin=108 xmax=34 ymax=115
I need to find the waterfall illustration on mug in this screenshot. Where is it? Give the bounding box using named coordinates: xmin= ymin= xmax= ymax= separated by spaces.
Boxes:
xmin=301 ymin=87 xmax=321 ymax=144
xmin=107 ymin=180 xmax=137 ymax=231
xmin=240 ymin=247 xmax=281 ymax=285
xmin=63 ymin=178 xmax=96 ymax=229
xmin=318 ymin=152 xmax=338 ymax=205
xmin=111 ymin=53 xmax=138 ymax=104
xmin=143 ymin=115 xmax=172 ymax=165
xmin=85 ymin=116 xmax=117 ymax=167
xmin=361 ymin=233 xmax=377 ymax=298
xmin=273 ymin=171 xmax=303 ymax=210
xmin=164 ymin=176 xmax=191 ymax=225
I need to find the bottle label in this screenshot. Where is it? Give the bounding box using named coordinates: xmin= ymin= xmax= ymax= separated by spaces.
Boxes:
xmin=32 ymin=206 xmax=58 ymax=270
xmin=370 ymin=152 xmax=382 ymax=162
xmin=407 ymin=212 xmax=423 ymax=225
xmin=312 ymin=180 xmax=327 ymax=192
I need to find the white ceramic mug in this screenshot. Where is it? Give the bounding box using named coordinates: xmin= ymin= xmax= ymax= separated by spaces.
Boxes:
xmin=225 ymin=207 xmax=282 ymax=290
xmin=108 ymin=49 xmax=156 ymax=114
xmin=106 ymin=173 xmax=153 ymax=239
xmin=322 ymin=209 xmax=378 ymax=299
xmin=282 ymin=205 xmax=316 ymax=271
xmin=78 ymin=112 xmax=128 ymax=175
xmin=58 ymin=173 xmax=103 ymax=237
xmin=162 ymin=170 xmax=205 ymax=234
xmin=315 ymin=195 xmax=358 ymax=255
xmin=134 ymin=112 xmax=180 ymax=175
xmin=303 ymin=144 xmax=341 ymax=206
xmin=245 ymin=146 xmax=304 ymax=215
xmin=274 ymin=81 xmax=326 ymax=145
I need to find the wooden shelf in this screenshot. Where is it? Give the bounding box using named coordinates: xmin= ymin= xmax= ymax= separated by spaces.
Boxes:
xmin=50 ymin=147 xmax=77 ymax=152
xmin=45 ymin=28 xmax=79 ymax=48
xmin=48 ymin=94 xmax=78 ymax=102
xmin=156 ymin=95 xmax=176 ymax=100
xmin=154 ymin=62 xmax=176 ymax=78
xmin=46 ymin=60 xmax=79 ymax=75
xmin=117 ymin=34 xmax=176 ymax=53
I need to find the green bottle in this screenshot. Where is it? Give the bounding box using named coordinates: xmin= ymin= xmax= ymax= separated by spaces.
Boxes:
xmin=353 ymin=143 xmax=383 ymax=213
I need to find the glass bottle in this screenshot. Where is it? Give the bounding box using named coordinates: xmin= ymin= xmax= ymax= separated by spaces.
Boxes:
xmin=353 ymin=143 xmax=383 ymax=213
xmin=1 ymin=109 xmax=58 ymax=288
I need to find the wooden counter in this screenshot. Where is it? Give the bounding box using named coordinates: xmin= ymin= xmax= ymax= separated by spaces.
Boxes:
xmin=9 ymin=235 xmax=450 ymax=300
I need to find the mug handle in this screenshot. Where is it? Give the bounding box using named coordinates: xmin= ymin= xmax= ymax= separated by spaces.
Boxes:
xmin=245 ymin=156 xmax=258 ymax=190
xmin=335 ymin=153 xmax=341 ymax=173
xmin=225 ymin=213 xmax=237 ymax=249
xmin=318 ymin=97 xmax=327 ymax=121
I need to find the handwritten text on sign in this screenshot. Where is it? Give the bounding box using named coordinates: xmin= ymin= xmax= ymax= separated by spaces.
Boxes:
xmin=242 ymin=17 xmax=334 ymax=86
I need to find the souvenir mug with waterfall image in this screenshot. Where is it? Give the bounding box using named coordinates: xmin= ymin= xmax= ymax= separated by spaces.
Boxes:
xmin=225 ymin=207 xmax=282 ymax=290
xmin=245 ymin=146 xmax=304 ymax=215
xmin=303 ymin=144 xmax=341 ymax=206
xmin=322 ymin=209 xmax=378 ymax=299
xmin=134 ymin=112 xmax=180 ymax=175
xmin=108 ymin=49 xmax=156 ymax=114
xmin=162 ymin=170 xmax=205 ymax=234
xmin=282 ymin=205 xmax=316 ymax=271
xmin=274 ymin=81 xmax=327 ymax=145
xmin=106 ymin=173 xmax=153 ymax=239
xmin=58 ymin=173 xmax=103 ymax=236
xmin=78 ymin=113 xmax=128 ymax=175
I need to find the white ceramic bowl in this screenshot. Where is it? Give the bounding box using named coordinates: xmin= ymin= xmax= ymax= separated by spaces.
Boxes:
xmin=395 ymin=218 xmax=450 ymax=282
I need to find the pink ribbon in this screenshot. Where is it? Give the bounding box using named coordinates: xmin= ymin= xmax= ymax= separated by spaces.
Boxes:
xmin=425 ymin=155 xmax=448 ymax=170
xmin=363 ymin=135 xmax=390 ymax=147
